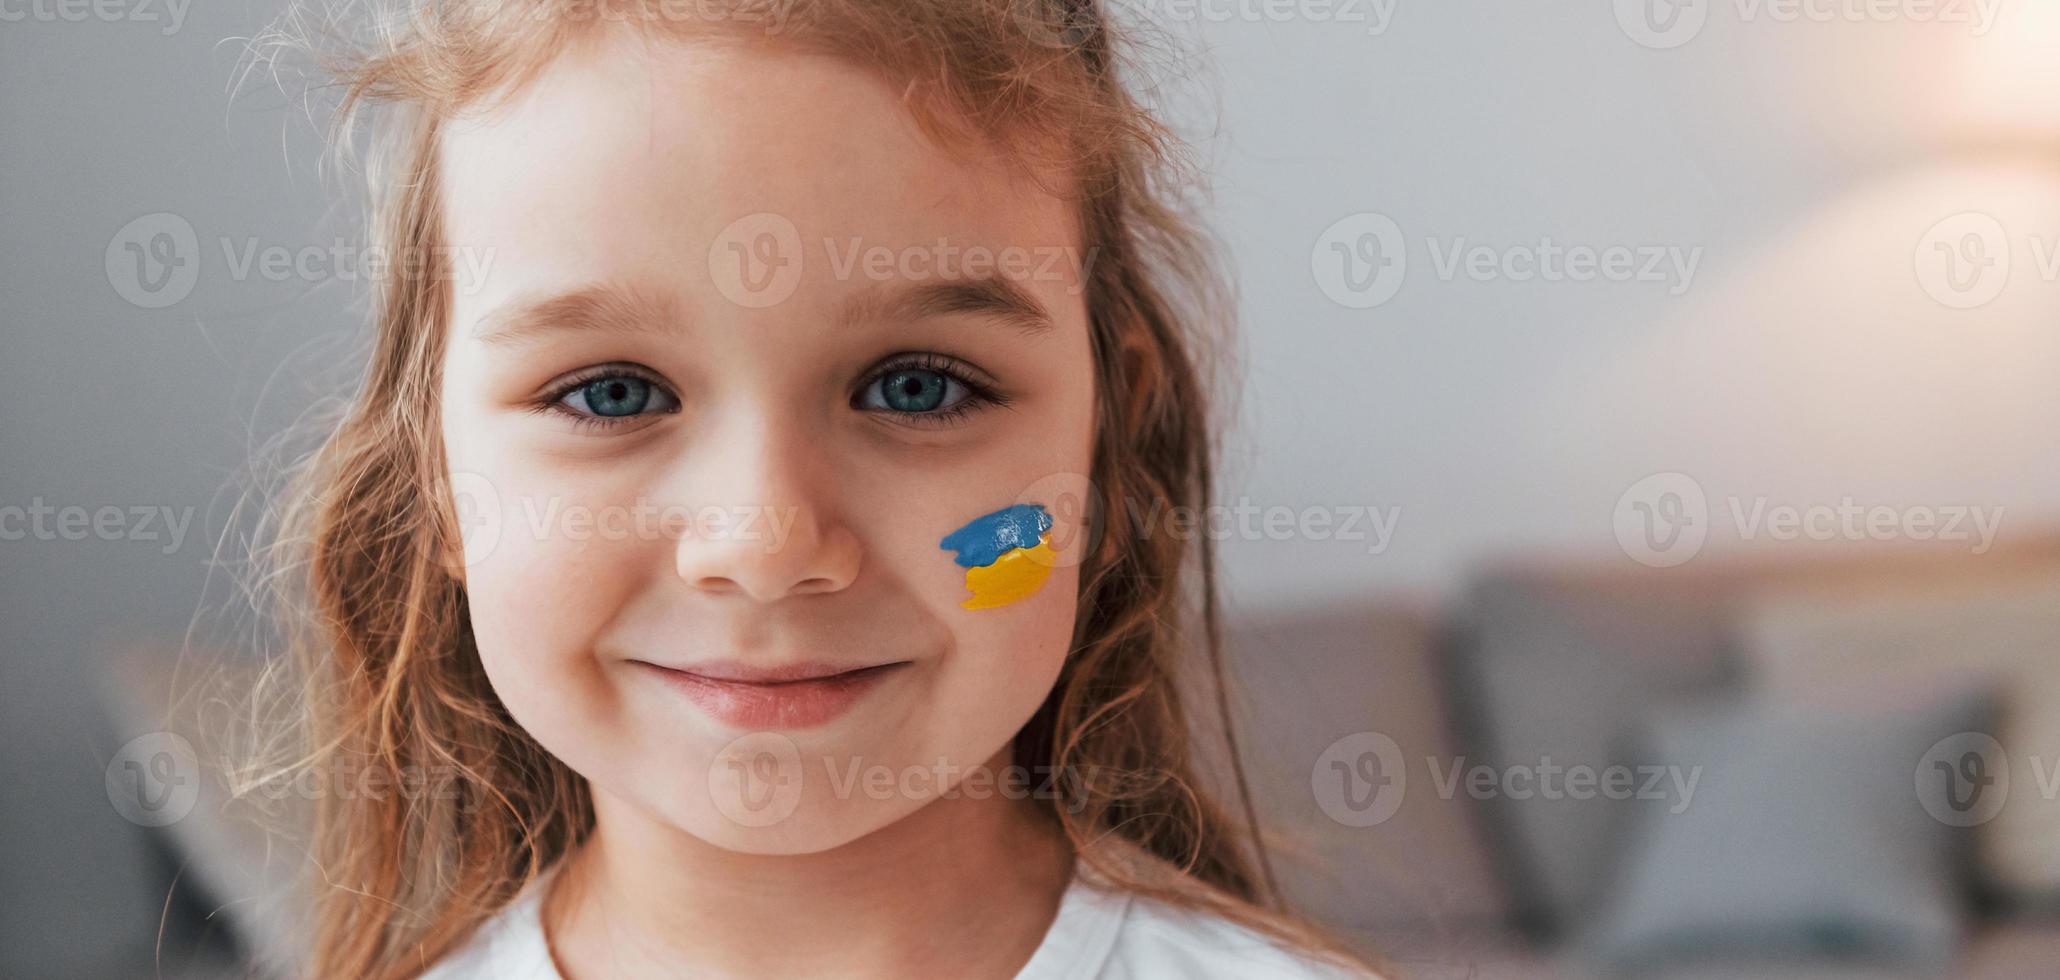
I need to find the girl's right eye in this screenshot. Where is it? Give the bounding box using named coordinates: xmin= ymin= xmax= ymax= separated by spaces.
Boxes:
xmin=539 ymin=367 xmax=680 ymax=430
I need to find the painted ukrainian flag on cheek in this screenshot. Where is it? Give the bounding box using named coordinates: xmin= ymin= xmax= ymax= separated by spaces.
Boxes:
xmin=939 ymin=503 xmax=1057 ymax=610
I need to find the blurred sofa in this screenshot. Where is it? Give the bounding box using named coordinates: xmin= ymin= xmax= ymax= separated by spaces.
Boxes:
xmin=1224 ymin=535 xmax=2060 ymax=978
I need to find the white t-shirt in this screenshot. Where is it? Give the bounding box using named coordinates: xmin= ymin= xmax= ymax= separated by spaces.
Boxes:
xmin=419 ymin=857 xmax=1372 ymax=979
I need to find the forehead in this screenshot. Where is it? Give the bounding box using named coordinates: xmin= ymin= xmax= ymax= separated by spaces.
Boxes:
xmin=435 ymin=31 xmax=1083 ymax=331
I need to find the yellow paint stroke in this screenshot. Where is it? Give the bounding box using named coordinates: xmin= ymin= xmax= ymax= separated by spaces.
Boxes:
xmin=960 ymin=536 xmax=1056 ymax=610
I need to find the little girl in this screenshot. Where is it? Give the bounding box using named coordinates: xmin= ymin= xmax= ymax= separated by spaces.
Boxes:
xmin=248 ymin=1 xmax=1385 ymax=977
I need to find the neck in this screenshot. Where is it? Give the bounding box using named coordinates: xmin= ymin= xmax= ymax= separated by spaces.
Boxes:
xmin=544 ymin=743 xmax=1076 ymax=980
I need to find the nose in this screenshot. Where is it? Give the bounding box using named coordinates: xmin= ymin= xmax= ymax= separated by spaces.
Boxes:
xmin=670 ymin=418 xmax=862 ymax=602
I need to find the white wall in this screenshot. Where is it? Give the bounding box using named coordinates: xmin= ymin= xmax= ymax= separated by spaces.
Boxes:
xmin=1176 ymin=3 xmax=2060 ymax=609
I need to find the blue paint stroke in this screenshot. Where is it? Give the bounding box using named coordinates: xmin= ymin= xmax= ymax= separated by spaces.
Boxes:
xmin=939 ymin=503 xmax=1054 ymax=568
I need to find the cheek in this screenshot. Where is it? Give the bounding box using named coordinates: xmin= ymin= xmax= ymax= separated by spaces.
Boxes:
xmin=441 ymin=400 xmax=651 ymax=768
xmin=455 ymin=486 xmax=666 ymax=802
xmin=464 ymin=539 xmax=620 ymax=679
xmin=906 ymin=392 xmax=1099 ymax=738
xmin=931 ymin=561 xmax=1079 ymax=739
xmin=896 ymin=472 xmax=1097 ymax=737
xmin=466 ymin=531 xmax=613 ymax=735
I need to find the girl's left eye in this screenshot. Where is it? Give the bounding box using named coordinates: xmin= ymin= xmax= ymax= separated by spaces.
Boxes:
xmin=867 ymin=368 xmax=964 ymax=413
xmin=856 ymin=358 xmax=1002 ymax=426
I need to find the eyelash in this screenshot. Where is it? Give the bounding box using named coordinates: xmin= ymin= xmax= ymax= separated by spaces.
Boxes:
xmin=532 ymin=363 xmax=678 ymax=433
xmin=859 ymin=352 xmax=1010 ymax=429
xmin=529 ymin=353 xmax=1009 ymax=433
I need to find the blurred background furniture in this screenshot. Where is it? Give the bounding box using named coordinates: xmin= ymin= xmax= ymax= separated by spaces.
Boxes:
xmin=1219 ymin=533 xmax=2060 ymax=978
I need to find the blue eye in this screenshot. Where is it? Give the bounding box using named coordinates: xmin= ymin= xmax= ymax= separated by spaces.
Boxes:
xmin=854 ymin=355 xmax=1010 ymax=428
xmin=573 ymin=376 xmax=652 ymax=416
xmin=556 ymin=372 xmax=674 ymax=421
xmin=865 ymin=368 xmax=970 ymax=414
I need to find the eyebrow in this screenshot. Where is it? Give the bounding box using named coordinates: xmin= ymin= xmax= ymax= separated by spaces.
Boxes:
xmin=474 ymin=282 xmax=682 ymax=347
xmin=474 ymin=276 xmax=1055 ymax=347
xmin=837 ymin=277 xmax=1055 ymax=337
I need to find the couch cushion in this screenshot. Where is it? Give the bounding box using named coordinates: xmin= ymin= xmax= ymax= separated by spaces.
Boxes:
xmin=1449 ymin=571 xmax=1744 ymax=934
xmin=1448 ymin=539 xmax=2060 ymax=936
xmin=1579 ymin=687 xmax=1985 ymax=975
xmin=1739 ymin=570 xmax=2060 ymax=906
xmin=1219 ymin=603 xmax=1509 ymax=937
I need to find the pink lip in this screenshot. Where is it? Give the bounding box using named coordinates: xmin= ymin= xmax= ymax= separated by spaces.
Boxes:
xmin=634 ymin=660 xmax=910 ymax=729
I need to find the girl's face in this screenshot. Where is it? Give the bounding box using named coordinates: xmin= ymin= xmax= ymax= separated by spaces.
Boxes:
xmin=436 ymin=34 xmax=1098 ymax=852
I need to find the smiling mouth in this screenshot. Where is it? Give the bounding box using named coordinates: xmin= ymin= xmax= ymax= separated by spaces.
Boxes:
xmin=642 ymin=660 xmax=912 ymax=685
xmin=632 ymin=660 xmax=912 ymax=729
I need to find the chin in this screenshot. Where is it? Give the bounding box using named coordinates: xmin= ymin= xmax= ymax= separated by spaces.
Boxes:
xmin=677 ymin=791 xmax=924 ymax=855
